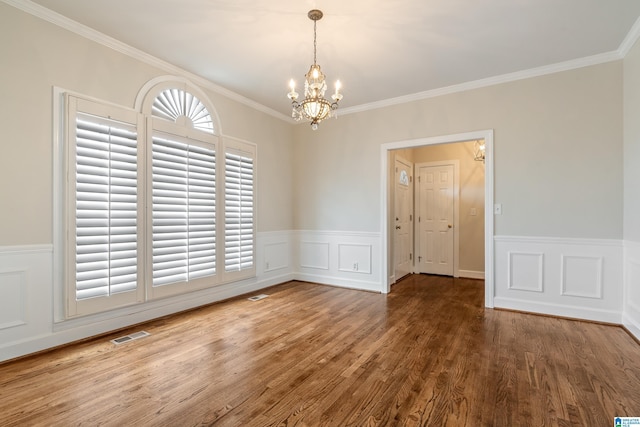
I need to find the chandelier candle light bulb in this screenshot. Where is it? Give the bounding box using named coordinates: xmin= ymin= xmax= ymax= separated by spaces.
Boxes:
xmin=333 ymin=80 xmax=343 ymax=102
xmin=288 ymin=79 xmax=298 ymax=101
xmin=287 ymin=9 xmax=343 ymax=130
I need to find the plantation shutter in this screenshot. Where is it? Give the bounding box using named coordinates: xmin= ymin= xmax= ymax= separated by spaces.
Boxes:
xmin=224 ymin=149 xmax=254 ymax=273
xmin=151 ymin=135 xmax=216 ymax=287
xmin=74 ymin=114 xmax=138 ymax=300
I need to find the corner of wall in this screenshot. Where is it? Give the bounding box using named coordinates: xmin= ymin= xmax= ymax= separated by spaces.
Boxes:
xmin=623 ymin=240 xmax=640 ymax=341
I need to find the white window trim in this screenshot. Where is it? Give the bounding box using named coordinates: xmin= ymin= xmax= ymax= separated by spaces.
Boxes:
xmin=221 ymin=136 xmax=257 ymax=284
xmin=54 ymin=79 xmax=257 ymax=320
xmin=64 ymin=95 xmax=146 ymax=317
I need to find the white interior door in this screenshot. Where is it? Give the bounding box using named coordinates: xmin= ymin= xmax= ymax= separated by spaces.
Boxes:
xmin=417 ymin=164 xmax=454 ymax=276
xmin=394 ymin=157 xmax=413 ymax=281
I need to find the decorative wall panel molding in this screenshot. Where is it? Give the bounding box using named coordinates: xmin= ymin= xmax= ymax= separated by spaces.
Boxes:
xmin=1 ymin=232 xmax=295 ymax=362
xmin=0 ymin=270 xmax=27 ymax=330
xmin=337 ymin=244 xmax=372 ymax=274
xmin=495 ymin=236 xmax=622 ymax=323
xmin=0 ymin=245 xmax=53 ymax=360
xmin=507 ymin=252 xmax=544 ymax=292
xmin=299 ymin=241 xmax=330 ymax=270
xmin=295 ymin=231 xmax=382 ymax=292
xmin=259 ymin=231 xmax=292 ymax=274
xmin=2 ymin=234 xmax=635 ymax=361
xmin=560 ymin=255 xmax=603 ymax=299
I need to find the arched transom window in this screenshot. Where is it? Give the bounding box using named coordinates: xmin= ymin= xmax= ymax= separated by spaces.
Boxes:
xmin=63 ymin=78 xmax=255 ymax=318
xmin=151 ymin=88 xmax=214 ymax=134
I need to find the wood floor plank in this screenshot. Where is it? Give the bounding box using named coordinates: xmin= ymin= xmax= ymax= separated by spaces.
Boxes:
xmin=1 ymin=275 xmax=640 ymax=426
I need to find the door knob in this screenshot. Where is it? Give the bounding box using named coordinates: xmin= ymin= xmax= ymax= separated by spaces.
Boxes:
xmin=448 ymin=224 xmax=452 ymax=228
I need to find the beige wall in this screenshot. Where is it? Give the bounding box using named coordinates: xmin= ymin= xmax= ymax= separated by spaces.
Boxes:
xmin=0 ymin=3 xmax=294 ymax=246
xmin=293 ymin=61 xmax=623 ymax=240
xmin=0 ymin=2 xmax=628 ymax=247
xmin=624 ymin=37 xmax=640 ymax=242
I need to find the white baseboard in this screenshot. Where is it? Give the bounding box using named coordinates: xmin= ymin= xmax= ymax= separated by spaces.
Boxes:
xmin=0 ymin=232 xmax=296 ymax=363
xmin=458 ymin=270 xmax=485 ymax=280
xmin=622 ymin=312 xmax=640 ymax=341
xmin=2 ymin=272 xmax=294 ymax=363
xmin=4 ymin=233 xmax=636 ymax=361
xmin=295 ymin=273 xmax=381 ymax=293
xmin=623 ymin=240 xmax=640 ymax=342
xmin=493 ymin=296 xmax=622 ymax=324
xmin=296 ymin=230 xmax=383 ymax=293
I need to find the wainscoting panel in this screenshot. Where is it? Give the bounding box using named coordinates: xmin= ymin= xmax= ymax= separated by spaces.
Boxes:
xmin=495 ymin=236 xmax=623 ymax=323
xmin=561 ymin=255 xmax=603 ymax=298
xmin=295 ymin=231 xmax=382 ymax=292
xmin=508 ymin=252 xmax=544 ymax=292
xmin=1 ymin=232 xmax=295 ymax=362
xmin=337 ymin=244 xmax=372 ymax=274
xmin=0 ymin=270 xmax=27 ymax=330
xmin=0 ymin=246 xmax=53 ymax=357
xmin=299 ymin=241 xmax=330 ymax=270
xmin=258 ymin=231 xmax=294 ymax=276
xmin=623 ymin=240 xmax=640 ymax=341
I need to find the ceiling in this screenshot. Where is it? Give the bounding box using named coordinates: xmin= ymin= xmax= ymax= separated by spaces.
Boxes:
xmin=25 ymin=0 xmax=640 ymax=118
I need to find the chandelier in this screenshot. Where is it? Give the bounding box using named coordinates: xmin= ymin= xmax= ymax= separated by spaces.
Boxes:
xmin=287 ymin=9 xmax=343 ymax=130
xmin=474 ymin=140 xmax=486 ymax=163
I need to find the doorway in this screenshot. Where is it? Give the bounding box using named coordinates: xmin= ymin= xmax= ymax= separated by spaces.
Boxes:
xmin=380 ymin=130 xmax=495 ymax=308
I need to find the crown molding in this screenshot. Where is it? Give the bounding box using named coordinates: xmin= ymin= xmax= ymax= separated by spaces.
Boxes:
xmin=2 ymin=0 xmax=291 ymax=122
xmin=618 ymin=15 xmax=640 ymax=57
xmin=338 ymin=51 xmax=623 ymax=116
xmin=4 ymin=0 xmax=636 ymax=123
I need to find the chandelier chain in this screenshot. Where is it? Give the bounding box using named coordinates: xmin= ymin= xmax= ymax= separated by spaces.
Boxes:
xmin=313 ymin=20 xmax=317 ymax=65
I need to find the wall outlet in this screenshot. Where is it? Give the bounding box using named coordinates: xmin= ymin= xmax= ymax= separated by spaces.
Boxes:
xmin=470 ymin=207 xmax=477 ymax=216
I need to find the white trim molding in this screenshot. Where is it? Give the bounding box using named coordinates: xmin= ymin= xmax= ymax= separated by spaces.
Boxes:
xmin=458 ymin=270 xmax=485 ymax=280
xmin=560 ymin=255 xmax=603 ymax=299
xmin=381 ymin=130 xmax=495 ymax=306
xmin=0 ymin=231 xmax=295 ymax=362
xmin=618 ymin=16 xmax=640 ymax=57
xmin=623 ymin=240 xmax=640 ymax=341
xmin=495 ymin=236 xmax=623 ymax=323
xmin=5 ymin=233 xmax=636 ymax=361
xmin=294 ymin=230 xmax=382 ymax=293
xmin=2 ymin=0 xmax=289 ymax=122
xmin=338 ymin=52 xmax=622 ymax=117
xmin=507 ymin=252 xmax=544 ymax=293
xmin=5 ymin=0 xmax=637 ymax=123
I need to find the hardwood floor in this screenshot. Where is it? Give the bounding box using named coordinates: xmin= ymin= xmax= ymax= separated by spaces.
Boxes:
xmin=1 ymin=275 xmax=640 ymax=426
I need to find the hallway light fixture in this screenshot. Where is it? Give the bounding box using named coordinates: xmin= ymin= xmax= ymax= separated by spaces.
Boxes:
xmin=474 ymin=140 xmax=486 ymax=162
xmin=287 ymin=9 xmax=343 ymax=130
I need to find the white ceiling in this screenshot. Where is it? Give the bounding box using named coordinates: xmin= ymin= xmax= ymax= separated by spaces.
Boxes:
xmin=25 ymin=0 xmax=640 ymax=118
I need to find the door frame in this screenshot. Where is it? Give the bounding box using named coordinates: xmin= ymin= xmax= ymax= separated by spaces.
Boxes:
xmin=380 ymin=130 xmax=494 ymax=308
xmin=415 ymin=160 xmax=460 ymax=277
